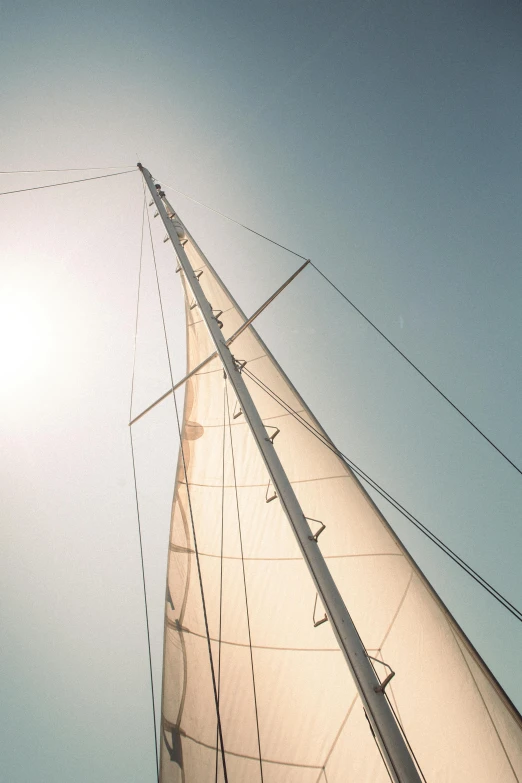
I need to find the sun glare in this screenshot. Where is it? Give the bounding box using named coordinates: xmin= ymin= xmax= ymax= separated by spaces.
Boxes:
xmin=0 ymin=290 xmax=53 ymax=391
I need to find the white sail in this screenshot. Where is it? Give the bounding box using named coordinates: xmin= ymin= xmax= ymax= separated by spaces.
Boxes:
xmin=159 ymin=218 xmax=522 ymax=782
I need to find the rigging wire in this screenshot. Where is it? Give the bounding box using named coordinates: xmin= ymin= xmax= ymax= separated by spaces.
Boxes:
xmin=162 ymin=183 xmax=308 ymax=261
xmin=215 ymin=380 xmax=227 ymax=783
xmin=145 ymin=202 xmax=229 ymax=782
xmin=386 ymin=697 xmax=427 ymax=783
xmin=225 ymin=381 xmax=265 ymax=783
xmin=0 ymin=165 xmax=134 ymax=173
xmin=129 ymin=189 xmax=160 ymax=782
xmin=0 ymin=168 xmax=136 ymax=196
xmin=240 ymin=366 xmax=522 ymax=624
xmin=363 ymin=709 xmax=395 ymax=783
xmin=308 ymin=262 xmax=522 ymax=479
xmin=161 ymin=181 xmax=521 ymax=479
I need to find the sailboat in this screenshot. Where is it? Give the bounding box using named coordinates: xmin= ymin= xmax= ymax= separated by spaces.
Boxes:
xmin=131 ymin=163 xmax=522 ymax=782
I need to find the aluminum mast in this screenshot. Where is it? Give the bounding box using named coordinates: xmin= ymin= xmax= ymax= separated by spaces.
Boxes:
xmin=139 ymin=163 xmax=423 ymax=783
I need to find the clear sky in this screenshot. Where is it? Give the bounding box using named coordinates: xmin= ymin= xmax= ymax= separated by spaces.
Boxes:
xmin=1 ymin=1 xmax=522 ymax=781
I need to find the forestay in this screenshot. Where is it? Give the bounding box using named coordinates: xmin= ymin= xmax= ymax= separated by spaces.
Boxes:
xmin=159 ymin=219 xmax=522 ymax=782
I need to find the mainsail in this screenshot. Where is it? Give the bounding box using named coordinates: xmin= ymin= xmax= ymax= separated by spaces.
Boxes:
xmin=155 ymin=196 xmax=522 ymax=781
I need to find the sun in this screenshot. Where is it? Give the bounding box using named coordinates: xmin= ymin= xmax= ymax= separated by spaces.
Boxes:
xmin=0 ymin=288 xmax=53 ymax=391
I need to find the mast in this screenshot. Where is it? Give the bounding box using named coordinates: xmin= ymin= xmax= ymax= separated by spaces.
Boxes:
xmin=139 ymin=163 xmax=423 ymax=783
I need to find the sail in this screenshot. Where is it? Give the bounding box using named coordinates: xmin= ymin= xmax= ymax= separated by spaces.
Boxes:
xmin=159 ymin=217 xmax=522 ymax=782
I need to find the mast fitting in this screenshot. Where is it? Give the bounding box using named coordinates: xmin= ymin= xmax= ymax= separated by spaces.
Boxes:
xmin=264 ymin=426 xmax=280 ymax=443
xmin=368 ymin=656 xmax=396 ymax=694
xmin=265 ymin=480 xmax=277 ymax=503
xmin=212 ymin=309 xmax=223 ymax=328
xmin=233 ymin=358 xmax=247 ymax=372
xmin=313 ymin=593 xmax=328 ymax=627
xmin=306 ymin=518 xmax=326 ymax=542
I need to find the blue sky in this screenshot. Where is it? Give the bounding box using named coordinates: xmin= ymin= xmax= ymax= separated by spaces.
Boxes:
xmin=1 ymin=1 xmax=522 ymax=781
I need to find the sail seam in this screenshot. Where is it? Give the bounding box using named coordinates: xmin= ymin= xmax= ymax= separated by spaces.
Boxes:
xmin=184 ymin=353 xmax=267 ymax=374
xmin=371 ymin=572 xmax=428 ymax=780
xmin=178 ymin=473 xmax=356 ymax=488
xmin=173 ymin=549 xmax=403 ymax=562
xmin=315 ymin=694 xmax=359 ymax=782
xmin=181 ymin=409 xmax=307 ymax=430
xmin=166 ymin=620 xmax=341 ymax=652
xmin=450 ymin=627 xmax=520 ymax=782
xmin=225 ymin=380 xmax=265 ymax=781
xmin=378 ymin=570 xmax=414 ymax=651
xmin=172 ymin=731 xmax=323 ymax=769
xmin=189 ymin=306 xmax=235 ymax=327
xmin=192 ymin=366 xmax=223 ymax=376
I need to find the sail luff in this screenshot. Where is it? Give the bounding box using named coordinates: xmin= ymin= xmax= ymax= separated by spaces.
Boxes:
xmin=139 ymin=164 xmax=423 ymax=783
xmin=179 ymin=201 xmax=522 ymax=732
xmin=137 ymin=164 xmax=522 ymax=782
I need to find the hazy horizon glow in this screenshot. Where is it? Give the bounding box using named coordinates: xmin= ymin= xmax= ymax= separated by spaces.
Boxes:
xmin=1 ymin=1 xmax=522 ymax=782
